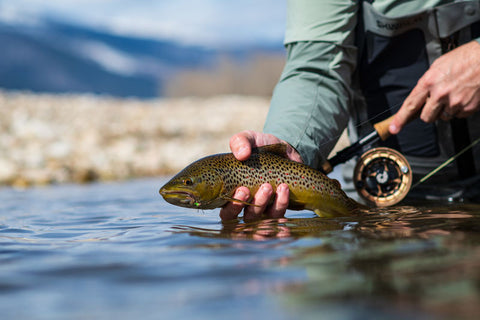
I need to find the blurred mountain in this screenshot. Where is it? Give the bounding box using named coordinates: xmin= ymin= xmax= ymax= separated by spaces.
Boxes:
xmin=0 ymin=18 xmax=283 ymax=98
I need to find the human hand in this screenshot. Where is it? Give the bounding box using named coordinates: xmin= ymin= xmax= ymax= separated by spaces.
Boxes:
xmin=219 ymin=131 xmax=302 ymax=221
xmin=389 ymin=40 xmax=480 ymax=135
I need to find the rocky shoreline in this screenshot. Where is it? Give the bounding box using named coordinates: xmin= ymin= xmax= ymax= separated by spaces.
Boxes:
xmin=0 ymin=91 xmax=271 ymax=187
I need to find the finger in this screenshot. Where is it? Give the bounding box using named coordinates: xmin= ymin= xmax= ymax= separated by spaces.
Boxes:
xmin=389 ymin=86 xmax=429 ymax=134
xmin=219 ymin=187 xmax=250 ymax=221
xmin=456 ymin=109 xmax=476 ymax=118
xmin=230 ymin=130 xmax=304 ymax=163
xmin=229 ymin=131 xmax=257 ymax=161
xmin=266 ymin=183 xmax=289 ymax=218
xmin=420 ymin=95 xmax=447 ymax=123
xmin=454 ymin=97 xmax=480 ymax=118
xmin=439 ymin=108 xmax=455 ymax=121
xmin=439 ymin=111 xmax=452 ymax=121
xmin=244 ymin=183 xmax=273 ymax=220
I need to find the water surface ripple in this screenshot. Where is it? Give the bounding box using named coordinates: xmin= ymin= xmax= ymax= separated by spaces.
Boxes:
xmin=0 ymin=178 xmax=479 ymax=320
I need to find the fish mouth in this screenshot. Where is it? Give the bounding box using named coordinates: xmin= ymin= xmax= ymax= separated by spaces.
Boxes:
xmin=159 ymin=188 xmax=199 ymax=207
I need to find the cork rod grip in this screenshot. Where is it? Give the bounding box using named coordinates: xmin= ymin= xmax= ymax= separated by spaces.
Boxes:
xmin=373 ymin=115 xmax=395 ymax=141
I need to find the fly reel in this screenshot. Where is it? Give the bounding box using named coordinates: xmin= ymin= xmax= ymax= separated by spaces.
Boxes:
xmin=353 ymin=147 xmax=412 ymax=206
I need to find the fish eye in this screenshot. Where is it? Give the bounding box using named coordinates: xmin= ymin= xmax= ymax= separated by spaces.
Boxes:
xmin=183 ymin=178 xmax=193 ymax=186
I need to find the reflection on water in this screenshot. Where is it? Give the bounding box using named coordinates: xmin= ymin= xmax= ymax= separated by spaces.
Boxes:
xmin=0 ymin=178 xmax=479 ymax=320
xmin=172 ymin=204 xmax=478 ymax=241
xmin=173 ymin=217 xmax=343 ymax=241
xmin=172 ymin=204 xmax=480 ymax=319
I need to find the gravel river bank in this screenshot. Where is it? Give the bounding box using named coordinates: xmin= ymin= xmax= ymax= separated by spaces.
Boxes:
xmin=0 ymin=91 xmax=270 ymax=187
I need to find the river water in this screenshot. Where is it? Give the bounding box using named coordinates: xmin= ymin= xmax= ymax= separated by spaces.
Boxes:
xmin=0 ymin=177 xmax=479 ymax=320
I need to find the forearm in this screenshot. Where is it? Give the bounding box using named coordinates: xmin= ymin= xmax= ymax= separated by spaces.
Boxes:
xmin=263 ymin=41 xmax=356 ymax=169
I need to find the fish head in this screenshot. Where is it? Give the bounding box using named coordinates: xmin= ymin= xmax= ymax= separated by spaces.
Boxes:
xmin=159 ymin=159 xmax=225 ymax=209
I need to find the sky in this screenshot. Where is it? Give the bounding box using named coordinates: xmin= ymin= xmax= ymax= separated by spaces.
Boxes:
xmin=0 ymin=0 xmax=287 ymax=48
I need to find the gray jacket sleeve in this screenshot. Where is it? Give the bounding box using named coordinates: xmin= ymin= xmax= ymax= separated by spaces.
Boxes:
xmin=263 ymin=0 xmax=359 ymax=169
xmin=265 ymin=47 xmax=360 ymax=170
xmin=263 ymin=41 xmax=357 ymax=169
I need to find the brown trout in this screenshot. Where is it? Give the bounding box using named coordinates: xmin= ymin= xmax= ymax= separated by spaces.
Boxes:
xmin=159 ymin=144 xmax=365 ymax=217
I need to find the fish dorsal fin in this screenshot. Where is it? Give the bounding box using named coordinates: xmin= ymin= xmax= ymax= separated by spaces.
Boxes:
xmin=332 ymin=179 xmax=341 ymax=188
xmin=252 ymin=144 xmax=288 ymax=157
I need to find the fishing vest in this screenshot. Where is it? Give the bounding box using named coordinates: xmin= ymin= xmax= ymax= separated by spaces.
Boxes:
xmin=353 ymin=0 xmax=480 ymax=182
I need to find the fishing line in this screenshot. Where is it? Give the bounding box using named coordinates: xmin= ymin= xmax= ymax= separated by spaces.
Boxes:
xmin=411 ymin=136 xmax=480 ymax=189
xmin=317 ymin=95 xmax=406 ymax=151
xmin=317 ymin=107 xmax=394 ymax=151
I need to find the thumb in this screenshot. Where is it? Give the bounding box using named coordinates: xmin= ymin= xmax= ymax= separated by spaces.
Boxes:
xmin=229 ymin=131 xmax=256 ymax=161
xmin=390 ymin=88 xmax=429 ymax=134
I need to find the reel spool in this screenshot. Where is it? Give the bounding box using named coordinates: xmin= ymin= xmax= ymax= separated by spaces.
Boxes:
xmin=353 ymin=147 xmax=412 ymax=206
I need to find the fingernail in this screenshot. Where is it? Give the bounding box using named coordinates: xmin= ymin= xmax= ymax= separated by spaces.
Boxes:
xmin=237 ymin=189 xmax=247 ymax=200
xmin=238 ymin=145 xmax=248 ymax=158
xmin=261 ymin=185 xmax=272 ymax=197
xmin=389 ymin=123 xmax=398 ymax=134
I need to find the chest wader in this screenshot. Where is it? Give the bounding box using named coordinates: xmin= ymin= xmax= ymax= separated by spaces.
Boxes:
xmin=354 ymin=1 xmax=480 ymax=185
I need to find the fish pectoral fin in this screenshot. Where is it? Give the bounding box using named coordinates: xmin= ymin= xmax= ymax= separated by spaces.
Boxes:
xmin=314 ymin=207 xmax=351 ymax=218
xmin=314 ymin=209 xmax=334 ymax=218
xmin=221 ymin=195 xmax=261 ymax=207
